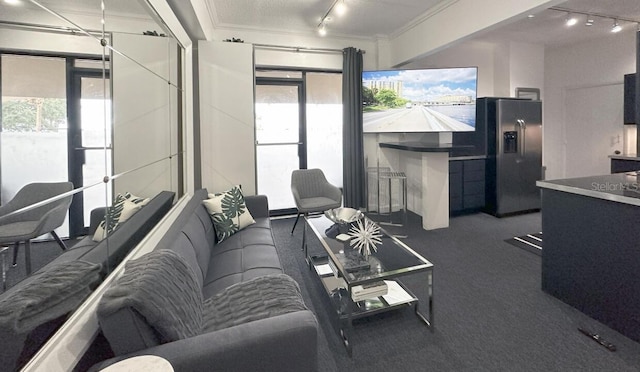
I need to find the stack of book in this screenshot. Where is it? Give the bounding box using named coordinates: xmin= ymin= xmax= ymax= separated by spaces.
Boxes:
xmin=351 ymin=280 xmax=388 ymax=302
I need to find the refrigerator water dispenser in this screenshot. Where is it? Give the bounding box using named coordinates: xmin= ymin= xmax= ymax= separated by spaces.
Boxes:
xmin=503 ymin=131 xmax=518 ymax=153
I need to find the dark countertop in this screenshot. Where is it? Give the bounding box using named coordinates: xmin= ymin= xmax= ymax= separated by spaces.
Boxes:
xmin=609 ymin=154 xmax=640 ymax=161
xmin=449 ymin=155 xmax=487 ymax=161
xmin=537 ymin=172 xmax=640 ymax=206
xmin=379 ymin=142 xmax=474 ymax=153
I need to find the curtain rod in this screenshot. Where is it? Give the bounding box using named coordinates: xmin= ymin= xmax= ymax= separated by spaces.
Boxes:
xmin=253 ymin=43 xmax=365 ymax=54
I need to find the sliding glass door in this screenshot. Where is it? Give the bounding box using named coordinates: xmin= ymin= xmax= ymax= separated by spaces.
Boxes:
xmin=255 ymin=70 xmax=342 ymax=214
xmin=255 ymin=79 xmax=304 ymax=212
xmin=306 ymin=72 xmax=343 ymax=187
xmin=0 ymin=54 xmax=70 ymax=236
xmin=1 ymin=54 xmax=111 ymax=238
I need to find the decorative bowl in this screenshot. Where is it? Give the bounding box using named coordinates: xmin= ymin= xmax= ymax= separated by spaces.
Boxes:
xmin=324 ymin=207 xmax=364 ymax=224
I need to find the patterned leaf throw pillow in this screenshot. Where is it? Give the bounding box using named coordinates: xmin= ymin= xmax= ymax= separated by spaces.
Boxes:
xmin=92 ymin=192 xmax=149 ymax=242
xmin=203 ymin=185 xmax=255 ymax=243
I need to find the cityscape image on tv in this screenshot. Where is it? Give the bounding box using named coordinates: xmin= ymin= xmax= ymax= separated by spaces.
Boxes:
xmin=362 ymin=67 xmax=477 ymax=133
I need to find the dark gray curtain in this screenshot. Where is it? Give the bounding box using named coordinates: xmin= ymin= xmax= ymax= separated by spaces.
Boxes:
xmin=342 ymin=47 xmax=365 ymax=208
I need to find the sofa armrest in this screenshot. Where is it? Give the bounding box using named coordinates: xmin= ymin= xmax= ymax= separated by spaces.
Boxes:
xmin=89 ymin=207 xmax=107 ymax=234
xmin=92 ymin=310 xmax=318 ymax=372
xmin=245 ymin=195 xmax=269 ymax=219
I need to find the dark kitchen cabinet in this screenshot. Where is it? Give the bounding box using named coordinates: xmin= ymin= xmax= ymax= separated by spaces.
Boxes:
xmin=450 ymin=159 xmax=485 ymax=214
xmin=624 ymin=73 xmax=636 ymax=124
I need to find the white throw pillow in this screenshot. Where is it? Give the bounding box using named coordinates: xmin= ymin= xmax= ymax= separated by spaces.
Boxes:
xmin=92 ymin=192 xmax=148 ymax=242
xmin=203 ymin=185 xmax=255 ymax=242
xmin=118 ymin=199 xmax=144 ymax=223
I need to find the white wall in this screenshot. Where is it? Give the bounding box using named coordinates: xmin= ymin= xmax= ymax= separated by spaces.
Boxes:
xmin=111 ymin=33 xmax=180 ymax=198
xmin=199 ymin=40 xmax=256 ymax=195
xmin=510 ymin=42 xmax=545 ymax=99
xmin=544 ymin=29 xmax=636 ymax=180
xmin=386 ymin=0 xmax=560 ymax=66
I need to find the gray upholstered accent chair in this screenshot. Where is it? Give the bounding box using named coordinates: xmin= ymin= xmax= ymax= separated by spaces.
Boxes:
xmin=290 ymin=168 xmax=342 ymax=233
xmin=0 ymin=182 xmax=74 ymax=275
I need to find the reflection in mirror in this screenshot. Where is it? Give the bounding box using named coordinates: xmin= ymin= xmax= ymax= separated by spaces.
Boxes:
xmin=0 ymin=0 xmax=185 ymax=370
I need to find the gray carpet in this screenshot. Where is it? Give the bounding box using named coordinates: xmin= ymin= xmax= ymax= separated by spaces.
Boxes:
xmin=271 ymin=211 xmax=640 ymax=372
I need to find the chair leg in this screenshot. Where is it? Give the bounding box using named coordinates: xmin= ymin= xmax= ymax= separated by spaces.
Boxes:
xmin=291 ymin=212 xmax=302 ymax=234
xmin=25 ymin=240 xmax=32 ymax=276
xmin=51 ymin=231 xmax=67 ymax=251
xmin=12 ymin=242 xmax=19 ymax=267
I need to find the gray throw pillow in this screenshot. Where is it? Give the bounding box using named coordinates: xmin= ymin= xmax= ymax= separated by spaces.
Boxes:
xmin=97 ymin=249 xmax=204 ymax=343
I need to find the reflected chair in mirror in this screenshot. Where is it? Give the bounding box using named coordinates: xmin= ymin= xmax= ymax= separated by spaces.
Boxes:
xmin=0 ymin=182 xmax=74 ymax=275
xmin=290 ymin=168 xmax=342 ymax=234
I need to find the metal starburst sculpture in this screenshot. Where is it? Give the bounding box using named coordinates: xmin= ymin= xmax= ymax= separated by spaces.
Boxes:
xmin=348 ymin=218 xmax=383 ymax=258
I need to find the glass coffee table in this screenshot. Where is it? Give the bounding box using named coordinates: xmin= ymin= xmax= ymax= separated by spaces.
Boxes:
xmin=303 ymin=211 xmax=434 ymax=356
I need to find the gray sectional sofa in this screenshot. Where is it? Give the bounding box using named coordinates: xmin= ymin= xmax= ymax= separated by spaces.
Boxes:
xmin=94 ymin=189 xmax=318 ymax=372
xmin=0 ymin=190 xmax=176 ymax=371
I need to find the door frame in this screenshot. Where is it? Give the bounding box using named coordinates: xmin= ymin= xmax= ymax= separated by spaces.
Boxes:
xmin=255 ymin=77 xmax=306 ymax=216
xmin=67 ymin=60 xmax=110 ymax=237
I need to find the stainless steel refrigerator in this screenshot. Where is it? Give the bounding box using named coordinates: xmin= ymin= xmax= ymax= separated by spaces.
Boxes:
xmin=481 ymin=98 xmax=543 ymax=217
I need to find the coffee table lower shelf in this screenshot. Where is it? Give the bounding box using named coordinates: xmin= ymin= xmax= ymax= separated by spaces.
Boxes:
xmin=310 ymin=254 xmax=430 ymax=356
xmin=312 ymin=255 xmax=418 ymax=319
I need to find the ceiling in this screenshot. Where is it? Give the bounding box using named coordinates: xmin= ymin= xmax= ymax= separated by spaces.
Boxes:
xmin=0 ymin=0 xmax=639 ymax=48
xmin=202 ymin=0 xmax=640 ymax=46
xmin=0 ymin=0 xmax=154 ymax=32
xmin=474 ymin=0 xmax=640 ymax=47
xmin=206 ymin=0 xmax=444 ymax=38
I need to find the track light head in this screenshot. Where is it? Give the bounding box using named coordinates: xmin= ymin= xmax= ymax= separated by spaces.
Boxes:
xmin=611 ymin=19 xmax=622 ymax=33
xmin=565 ymin=13 xmax=578 ymax=26
xmin=585 ymin=16 xmax=594 ymax=26
xmin=318 ymin=23 xmax=327 ymax=36
xmin=335 ymin=0 xmax=347 ymax=16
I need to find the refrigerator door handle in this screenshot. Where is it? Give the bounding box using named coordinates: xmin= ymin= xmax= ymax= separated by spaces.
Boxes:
xmin=517 ymin=119 xmax=526 ymax=158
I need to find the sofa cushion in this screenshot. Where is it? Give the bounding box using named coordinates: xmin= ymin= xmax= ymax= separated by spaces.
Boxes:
xmin=202 ymin=224 xmax=283 ymax=298
xmin=203 ymin=274 xmax=308 ymax=332
xmin=203 ymin=185 xmax=255 ymax=243
xmin=97 ymin=249 xmax=204 ymax=353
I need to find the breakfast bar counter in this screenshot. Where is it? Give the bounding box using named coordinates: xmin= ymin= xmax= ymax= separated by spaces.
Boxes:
xmin=537 ymin=172 xmax=640 ymax=343
xmin=378 ymin=142 xmax=472 ymax=230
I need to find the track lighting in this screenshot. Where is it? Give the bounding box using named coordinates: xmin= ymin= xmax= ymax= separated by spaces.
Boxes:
xmin=611 ymin=19 xmax=622 ymax=33
xmin=318 ymin=23 xmax=327 ymax=36
xmin=316 ymin=0 xmax=348 ymax=36
xmin=551 ymin=6 xmax=640 ymax=36
xmin=585 ymin=15 xmax=594 ymax=26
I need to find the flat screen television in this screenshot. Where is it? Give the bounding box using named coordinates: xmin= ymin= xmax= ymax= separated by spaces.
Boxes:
xmin=362 ymin=66 xmax=478 ymax=133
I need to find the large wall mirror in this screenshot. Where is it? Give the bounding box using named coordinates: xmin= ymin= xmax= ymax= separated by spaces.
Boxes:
xmin=0 ymin=0 xmax=185 ymax=370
